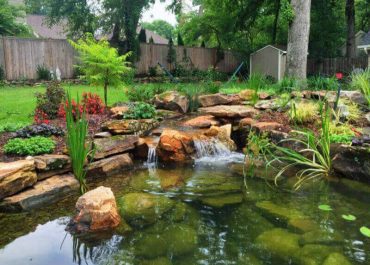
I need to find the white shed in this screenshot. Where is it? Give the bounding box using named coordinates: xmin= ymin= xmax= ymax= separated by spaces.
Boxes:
xmin=250 ymin=45 xmax=287 ymax=81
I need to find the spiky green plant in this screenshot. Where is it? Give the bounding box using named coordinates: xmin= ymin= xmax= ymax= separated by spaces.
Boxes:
xmin=264 ymin=104 xmax=332 ymax=190
xmin=351 ymin=68 xmax=370 ymax=107
xmin=65 ymin=92 xmax=94 ymax=194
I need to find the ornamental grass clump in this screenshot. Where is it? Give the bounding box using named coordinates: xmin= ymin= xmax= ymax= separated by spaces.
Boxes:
xmin=264 ymin=105 xmax=332 ymax=190
xmin=351 ymin=68 xmax=370 ymax=107
xmin=65 ymin=92 xmax=94 ymax=194
xmin=289 ymin=101 xmax=319 ymax=124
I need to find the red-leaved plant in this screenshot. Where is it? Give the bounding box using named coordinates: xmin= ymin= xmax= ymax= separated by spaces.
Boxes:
xmin=34 ymin=108 xmax=50 ymax=125
xmin=81 ymin=92 xmax=105 ymax=115
xmin=58 ymin=99 xmax=84 ymax=119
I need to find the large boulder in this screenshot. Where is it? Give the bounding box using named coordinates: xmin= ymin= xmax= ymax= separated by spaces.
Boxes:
xmin=198 ymin=93 xmax=240 ymax=107
xmin=110 ymin=106 xmax=129 ymax=119
xmin=332 ymin=145 xmax=370 ymax=183
xmin=203 ymin=124 xmax=237 ymax=151
xmin=251 ymin=122 xmax=284 ymax=133
xmin=0 ymin=174 xmax=78 ymax=212
xmin=238 ymin=89 xmax=255 ymax=101
xmin=153 ymin=91 xmax=189 ymax=113
xmin=93 ymin=135 xmax=139 ymax=160
xmin=255 ymin=201 xmax=306 ymax=224
xmin=340 ymin=90 xmax=367 ymax=105
xmin=70 ymin=186 xmax=121 ymax=232
xmin=0 ymin=160 xmax=37 ymax=200
xmin=183 ymin=115 xmax=220 ymax=128
xmin=254 ymin=99 xmax=280 ymax=110
xmin=34 ymin=154 xmax=71 ymax=180
xmin=87 ymin=153 xmax=133 ymax=179
xmin=118 ymin=192 xmax=175 ymax=226
xmin=156 ymin=129 xmax=195 ymax=163
xmin=102 ymin=119 xmax=159 ymax=136
xmin=199 ymin=105 xmax=258 ymax=118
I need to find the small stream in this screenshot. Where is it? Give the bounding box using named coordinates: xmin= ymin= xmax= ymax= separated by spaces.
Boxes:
xmin=0 ymin=150 xmax=369 ymax=265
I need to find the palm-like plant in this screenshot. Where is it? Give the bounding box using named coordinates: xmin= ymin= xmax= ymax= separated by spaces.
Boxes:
xmin=65 ymin=92 xmax=94 ymax=194
xmin=263 ymin=105 xmax=332 ymax=190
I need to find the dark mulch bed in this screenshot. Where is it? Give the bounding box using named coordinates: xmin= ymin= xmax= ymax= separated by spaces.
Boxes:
xmin=257 ymin=111 xmax=292 ymax=133
xmin=0 ymin=113 xmax=110 ymax=163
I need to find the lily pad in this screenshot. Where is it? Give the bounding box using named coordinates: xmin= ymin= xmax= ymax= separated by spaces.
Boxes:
xmin=360 ymin=226 xmax=370 ymax=237
xmin=341 ymin=214 xmax=356 ymax=221
xmin=318 ymin=204 xmax=332 ymax=211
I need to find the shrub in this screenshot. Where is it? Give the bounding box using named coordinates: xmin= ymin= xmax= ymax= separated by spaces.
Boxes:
xmin=69 ymin=34 xmax=132 ymax=105
xmin=289 ymin=101 xmax=318 ymax=124
xmin=65 ymin=92 xmax=94 ymax=194
xmin=81 ymin=92 xmax=105 ymax=115
xmin=148 ymin=66 xmax=157 ymax=77
xmin=4 ymin=136 xmax=55 ymax=156
xmin=0 ymin=65 xmax=5 ymax=81
xmin=58 ymin=99 xmax=83 ymax=119
xmin=34 ymin=109 xmax=50 ymax=125
xmin=36 ymin=65 xmax=51 ymax=80
xmin=123 ymin=102 xmax=156 ymax=119
xmin=126 ymin=85 xmax=168 ymax=102
xmin=35 ymin=81 xmax=66 ymax=119
xmin=0 ymin=122 xmax=28 ymax=133
xmin=15 ymin=124 xmax=64 ymax=138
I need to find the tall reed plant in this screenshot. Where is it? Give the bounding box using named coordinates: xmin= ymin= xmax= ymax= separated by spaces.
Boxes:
xmin=264 ymin=104 xmax=332 ymax=190
xmin=65 ymin=92 xmax=94 ymax=194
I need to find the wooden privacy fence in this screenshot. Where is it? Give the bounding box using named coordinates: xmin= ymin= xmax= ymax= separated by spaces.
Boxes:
xmin=0 ymin=37 xmax=241 ymax=81
xmin=307 ymin=57 xmax=369 ymax=76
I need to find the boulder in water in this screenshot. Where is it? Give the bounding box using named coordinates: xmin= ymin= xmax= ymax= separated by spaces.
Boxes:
xmin=322 ymin=252 xmax=352 ymax=265
xmin=153 ymin=91 xmax=189 ymax=113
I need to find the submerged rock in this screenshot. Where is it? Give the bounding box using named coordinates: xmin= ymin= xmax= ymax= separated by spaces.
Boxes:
xmin=0 ymin=174 xmax=78 ymax=212
xmin=93 ymin=135 xmax=139 ymax=160
xmin=288 ymin=218 xmax=319 ymax=234
xmin=255 ymin=228 xmax=300 ymax=262
xmin=70 ymin=186 xmax=121 ymax=232
xmin=141 ymin=257 xmax=172 ymax=265
xmin=118 ymin=193 xmax=175 ymax=226
xmin=153 ymin=91 xmax=189 ymax=113
xmin=0 ymin=159 xmax=37 ymax=200
xmin=133 ymin=224 xmax=198 ymax=258
xmin=299 ymin=230 xmax=344 ymax=246
xmin=201 ymin=193 xmax=243 ymax=208
xmin=255 ymin=201 xmax=306 ymax=224
xmin=295 ymin=244 xmax=342 ymax=265
xmin=322 ymin=252 xmax=352 ymax=265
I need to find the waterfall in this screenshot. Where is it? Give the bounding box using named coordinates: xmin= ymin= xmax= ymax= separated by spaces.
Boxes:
xmin=147 ymin=146 xmax=158 ymax=165
xmin=193 ymin=138 xmax=244 ymax=163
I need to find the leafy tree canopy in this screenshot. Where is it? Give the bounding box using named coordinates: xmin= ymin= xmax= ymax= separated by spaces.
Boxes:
xmin=0 ymin=0 xmax=31 ymax=36
xmin=141 ymin=19 xmax=175 ymax=40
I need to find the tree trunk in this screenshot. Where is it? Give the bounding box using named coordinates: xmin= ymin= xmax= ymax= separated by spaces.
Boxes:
xmin=345 ymin=0 xmax=356 ymax=59
xmin=104 ymin=82 xmax=108 ymax=106
xmin=272 ymin=0 xmax=281 ymax=44
xmin=286 ymin=0 xmax=312 ymax=79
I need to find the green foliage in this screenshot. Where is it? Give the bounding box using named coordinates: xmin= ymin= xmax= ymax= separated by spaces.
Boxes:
xmin=275 ymin=77 xmax=299 ymax=93
xmin=264 ymin=105 xmax=332 ymax=190
xmin=36 ymin=65 xmax=51 ymax=81
xmin=351 ymin=69 xmax=370 ymax=106
xmin=330 ymin=134 xmax=353 ymax=144
xmin=289 ymin=101 xmax=318 ymax=124
xmin=65 ymin=92 xmax=94 ymax=195
xmin=123 ymin=102 xmax=156 ymax=119
xmin=35 ymin=81 xmax=65 ymax=119
xmin=280 ymin=0 xmax=295 ymax=24
xmin=329 ymin=123 xmax=356 ymax=136
xmin=4 ymin=136 xmax=55 ymax=156
xmin=177 ymin=32 xmax=185 ymax=46
xmin=69 ymin=34 xmax=132 ymax=105
xmin=307 ymin=76 xmax=338 ymax=91
xmin=0 ymin=122 xmax=27 ymax=133
xmin=276 ymin=93 xmax=291 ymax=108
xmin=141 ymin=20 xmax=175 ymax=40
xmin=126 ymin=84 xmax=168 ymax=102
xmin=0 ymin=0 xmax=31 ymax=36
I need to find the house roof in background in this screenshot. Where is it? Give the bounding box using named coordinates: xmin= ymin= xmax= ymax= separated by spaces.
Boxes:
xmin=359 ymin=31 xmax=370 ymax=47
xmin=26 ymin=15 xmax=67 ymax=39
xmin=137 ymin=27 xmax=169 ymax=45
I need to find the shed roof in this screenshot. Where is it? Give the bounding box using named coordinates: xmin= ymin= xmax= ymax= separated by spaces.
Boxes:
xmin=251 ymin=45 xmax=287 ymax=55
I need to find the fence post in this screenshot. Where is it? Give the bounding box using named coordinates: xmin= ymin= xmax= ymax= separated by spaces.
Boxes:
xmin=0 ymin=37 xmax=7 ymax=80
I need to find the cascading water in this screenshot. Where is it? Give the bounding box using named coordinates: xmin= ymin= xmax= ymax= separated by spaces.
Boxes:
xmin=147 ymin=146 xmax=158 ymax=166
xmin=193 ymin=138 xmax=244 ymax=163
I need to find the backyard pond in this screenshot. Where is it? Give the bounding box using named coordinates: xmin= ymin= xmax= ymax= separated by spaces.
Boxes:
xmin=0 ymin=153 xmax=369 ymax=265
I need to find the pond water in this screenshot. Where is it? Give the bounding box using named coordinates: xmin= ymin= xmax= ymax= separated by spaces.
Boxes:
xmin=0 ymin=153 xmax=369 ymax=265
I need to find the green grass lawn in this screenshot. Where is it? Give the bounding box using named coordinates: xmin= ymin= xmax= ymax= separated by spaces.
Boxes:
xmin=0 ymin=81 xmax=251 ymax=128
xmin=0 ymin=83 xmax=129 ymax=126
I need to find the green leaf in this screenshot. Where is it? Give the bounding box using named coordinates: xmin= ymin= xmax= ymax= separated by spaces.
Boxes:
xmin=360 ymin=226 xmax=370 ymax=237
xmin=318 ymin=204 xmax=332 ymax=211
xmin=341 ymin=214 xmax=356 ymax=221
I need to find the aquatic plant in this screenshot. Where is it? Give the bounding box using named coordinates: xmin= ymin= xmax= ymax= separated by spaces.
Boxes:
xmin=360 ymin=226 xmax=370 ymax=237
xmin=65 ymin=92 xmax=94 ymax=194
xmin=342 ymin=214 xmax=356 ymax=221
xmin=318 ymin=204 xmax=332 ymax=211
xmin=265 ymin=104 xmax=332 ymax=190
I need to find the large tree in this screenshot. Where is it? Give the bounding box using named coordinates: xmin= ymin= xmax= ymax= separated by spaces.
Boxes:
xmin=286 ymin=0 xmax=311 ymax=79
xmin=141 ymin=19 xmax=175 ymax=40
xmin=0 ymin=0 xmax=30 ymax=36
xmin=345 ymin=0 xmax=356 ymax=58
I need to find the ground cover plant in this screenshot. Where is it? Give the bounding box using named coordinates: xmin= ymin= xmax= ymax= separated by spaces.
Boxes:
xmin=4 ymin=136 xmax=55 ymax=156
xmin=123 ymin=102 xmax=157 ymax=120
